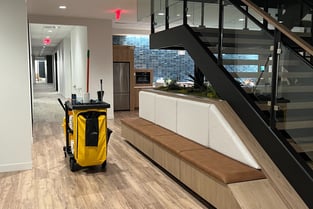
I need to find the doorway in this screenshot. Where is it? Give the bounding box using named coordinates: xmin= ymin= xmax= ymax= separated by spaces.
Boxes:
xmin=34 ymin=59 xmax=47 ymax=83
xmin=55 ymin=53 xmax=58 ymax=91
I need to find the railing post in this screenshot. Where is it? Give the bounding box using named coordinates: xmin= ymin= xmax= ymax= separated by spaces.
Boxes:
xmin=300 ymin=0 xmax=304 ymax=27
xmin=244 ymin=6 xmax=248 ymax=30
xmin=151 ymin=0 xmax=155 ymax=33
xmin=263 ymin=0 xmax=268 ymax=28
xmin=218 ymin=0 xmax=224 ymax=65
xmin=165 ymin=0 xmax=169 ymax=29
xmin=183 ymin=0 xmax=188 ymax=25
xmin=277 ymin=0 xmax=283 ymax=23
xmin=200 ymin=0 xmax=205 ymax=27
xmin=270 ymin=29 xmax=281 ymax=129
xmin=311 ymin=8 xmax=313 ymax=63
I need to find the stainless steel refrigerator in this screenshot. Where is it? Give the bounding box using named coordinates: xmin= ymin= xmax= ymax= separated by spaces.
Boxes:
xmin=113 ymin=62 xmax=130 ymax=111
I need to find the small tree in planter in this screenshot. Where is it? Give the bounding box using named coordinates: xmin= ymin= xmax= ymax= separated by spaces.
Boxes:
xmin=188 ymin=66 xmax=206 ymax=90
xmin=167 ymin=79 xmax=182 ymax=90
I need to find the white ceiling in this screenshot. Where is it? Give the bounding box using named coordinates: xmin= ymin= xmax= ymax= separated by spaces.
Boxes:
xmin=27 ymin=0 xmax=150 ymax=57
xmin=30 ymin=24 xmax=74 ymax=57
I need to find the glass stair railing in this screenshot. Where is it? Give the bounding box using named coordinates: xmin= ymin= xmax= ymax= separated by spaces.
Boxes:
xmin=246 ymin=0 xmax=313 ymax=31
xmin=148 ymin=0 xmax=313 ymax=207
xmin=237 ymin=0 xmax=313 ymax=171
xmin=247 ymin=0 xmax=313 ymax=61
xmin=152 ymin=0 xmax=313 ymax=172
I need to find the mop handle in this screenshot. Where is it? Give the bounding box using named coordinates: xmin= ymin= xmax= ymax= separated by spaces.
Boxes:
xmin=87 ymin=50 xmax=90 ymax=93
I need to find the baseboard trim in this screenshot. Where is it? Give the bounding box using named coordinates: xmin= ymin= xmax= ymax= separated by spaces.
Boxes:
xmin=0 ymin=162 xmax=32 ymax=173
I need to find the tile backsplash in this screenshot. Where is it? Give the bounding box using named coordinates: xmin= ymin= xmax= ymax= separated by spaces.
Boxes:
xmin=113 ymin=35 xmax=194 ymax=82
xmin=113 ymin=35 xmax=259 ymax=83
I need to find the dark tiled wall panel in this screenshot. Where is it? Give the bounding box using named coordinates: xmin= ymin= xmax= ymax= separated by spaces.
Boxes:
xmin=113 ymin=35 xmax=194 ymax=82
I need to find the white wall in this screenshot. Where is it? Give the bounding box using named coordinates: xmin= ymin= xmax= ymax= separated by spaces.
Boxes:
xmin=87 ymin=20 xmax=113 ymax=117
xmin=57 ymin=41 xmax=64 ymax=96
xmin=63 ymin=37 xmax=72 ymax=98
xmin=0 ymin=0 xmax=32 ymax=172
xmin=56 ymin=40 xmax=66 ymax=97
xmin=61 ymin=36 xmax=72 ymax=98
xmin=28 ymin=15 xmax=114 ymax=119
xmin=71 ymin=26 xmax=87 ymax=97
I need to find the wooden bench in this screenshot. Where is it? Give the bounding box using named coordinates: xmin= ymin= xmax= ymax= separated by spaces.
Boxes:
xmin=121 ymin=117 xmax=266 ymax=209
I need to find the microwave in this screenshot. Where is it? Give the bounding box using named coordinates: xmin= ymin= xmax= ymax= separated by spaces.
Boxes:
xmin=135 ymin=70 xmax=153 ymax=85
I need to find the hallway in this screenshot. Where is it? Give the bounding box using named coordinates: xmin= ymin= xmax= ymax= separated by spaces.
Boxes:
xmin=0 ymin=83 xmax=208 ymax=209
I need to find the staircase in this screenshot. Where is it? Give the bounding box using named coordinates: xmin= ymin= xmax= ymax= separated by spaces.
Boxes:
xmin=238 ymin=0 xmax=313 ymax=168
xmin=148 ymin=0 xmax=313 ymax=208
xmin=248 ymin=0 xmax=313 ymax=60
xmin=192 ymin=16 xmax=313 ymax=170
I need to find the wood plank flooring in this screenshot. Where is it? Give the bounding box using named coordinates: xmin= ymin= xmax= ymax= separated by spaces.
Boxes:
xmin=0 ymin=83 xmax=209 ymax=209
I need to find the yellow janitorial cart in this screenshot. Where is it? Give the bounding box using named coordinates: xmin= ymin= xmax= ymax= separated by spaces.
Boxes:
xmin=58 ymin=99 xmax=112 ymax=171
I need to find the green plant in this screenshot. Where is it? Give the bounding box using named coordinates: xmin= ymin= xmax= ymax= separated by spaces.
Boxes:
xmin=206 ymin=85 xmax=219 ymax=98
xmin=188 ymin=66 xmax=206 ymax=90
xmin=166 ymin=79 xmax=182 ymax=90
xmin=156 ymin=82 xmax=219 ymax=99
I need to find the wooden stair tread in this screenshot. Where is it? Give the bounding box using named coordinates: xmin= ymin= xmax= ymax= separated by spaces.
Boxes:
xmin=257 ymin=101 xmax=313 ymax=110
xmin=200 ymin=36 xmax=272 ymax=46
xmin=289 ymin=141 xmax=313 ymax=152
xmin=288 ymin=136 xmax=313 ymax=143
xmin=208 ymin=47 xmax=271 ymax=54
xmin=276 ymin=120 xmax=313 ymax=129
xmin=259 ymin=85 xmax=313 ymax=93
xmin=232 ymin=72 xmax=313 ymax=78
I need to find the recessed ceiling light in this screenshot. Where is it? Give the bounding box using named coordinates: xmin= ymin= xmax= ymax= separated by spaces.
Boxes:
xmin=59 ymin=5 xmax=67 ymax=9
xmin=158 ymin=12 xmax=165 ymax=16
xmin=47 ymin=30 xmax=53 ymax=33
xmin=239 ymin=18 xmax=245 ymax=21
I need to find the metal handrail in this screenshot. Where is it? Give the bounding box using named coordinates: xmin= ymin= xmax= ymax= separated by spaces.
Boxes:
xmin=241 ymin=0 xmax=313 ymax=56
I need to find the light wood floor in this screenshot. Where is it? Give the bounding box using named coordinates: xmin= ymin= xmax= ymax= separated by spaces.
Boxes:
xmin=0 ymin=83 xmax=209 ymax=209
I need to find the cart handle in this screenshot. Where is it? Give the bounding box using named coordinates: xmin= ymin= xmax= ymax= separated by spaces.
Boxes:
xmin=58 ymin=98 xmax=66 ymax=111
